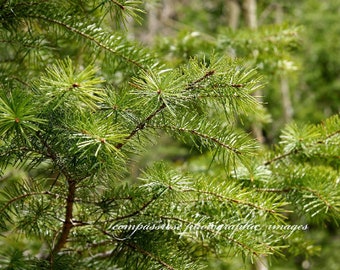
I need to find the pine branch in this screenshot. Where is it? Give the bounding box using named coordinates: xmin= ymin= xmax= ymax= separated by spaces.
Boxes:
xmin=0 ymin=191 xmax=58 ymax=214
xmin=38 ymin=133 xmax=73 ymax=181
xmin=115 ymin=70 xmax=218 ymax=150
xmin=107 ymin=187 xmax=168 ymax=222
xmin=263 ymin=127 xmax=340 ymax=166
xmin=84 ymin=249 xmax=114 ymax=260
xmin=263 ymin=150 xmax=295 ymax=166
xmin=321 ymin=129 xmax=340 ymax=141
xmin=110 ymin=0 xmax=125 ymax=10
xmin=255 ymin=188 xmax=292 ymax=193
xmin=151 ymin=124 xmax=242 ymax=154
xmin=94 ymin=228 xmax=176 ymax=269
xmin=147 ymin=215 xmax=265 ymax=258
xmin=115 ymin=65 xmax=259 ymax=153
xmin=255 ymin=187 xmax=334 ymax=210
xmin=2 ymin=1 xmax=338 ymax=267
xmin=115 ymin=102 xmax=166 ymax=150
xmin=8 ymin=75 xmax=30 ymax=87
xmin=124 ymin=241 xmax=175 ymax=270
xmin=182 ymin=188 xmax=282 ymax=215
xmin=36 ymin=134 xmax=80 ymax=260
xmin=94 ymin=196 xmax=133 ymax=205
xmin=32 ymin=15 xmax=147 ymax=70
xmin=185 ymin=70 xmax=215 ymax=90
xmin=301 ymin=186 xmax=333 ymax=210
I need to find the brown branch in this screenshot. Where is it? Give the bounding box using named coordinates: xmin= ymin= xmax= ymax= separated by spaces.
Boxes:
xmin=185 ymin=70 xmax=249 ymax=92
xmin=110 ymin=200 xmax=153 ymax=221
xmin=211 ymin=83 xmax=247 ymax=89
xmin=49 ymin=181 xmax=77 ymax=260
xmin=97 ymin=196 xmax=133 ymax=205
xmin=94 ymin=188 xmax=169 ymax=225
xmin=110 ymin=0 xmax=124 ymax=10
xmin=185 ymin=70 xmax=215 ymax=91
xmin=150 ymin=125 xmax=242 ymax=155
xmin=263 ymin=150 xmax=294 ymax=166
xmin=9 ymin=75 xmax=30 ymax=87
xmin=36 ymin=134 xmax=78 ymax=262
xmin=95 ymin=227 xmax=175 ymax=269
xmin=110 ymin=188 xmax=168 ymax=222
xmin=115 ymin=102 xmax=167 ymax=150
xmin=323 ymin=129 xmax=340 ymax=140
xmin=264 ymin=129 xmax=340 ymax=166
xmin=72 ymin=196 xmax=133 ymax=205
xmin=179 ymin=127 xmax=242 ymax=154
xmin=115 ymin=71 xmax=218 ymax=150
xmin=230 ymin=83 xmax=245 ymax=88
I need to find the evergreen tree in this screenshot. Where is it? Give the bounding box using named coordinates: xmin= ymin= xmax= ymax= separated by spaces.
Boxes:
xmin=0 ymin=1 xmax=339 ymax=269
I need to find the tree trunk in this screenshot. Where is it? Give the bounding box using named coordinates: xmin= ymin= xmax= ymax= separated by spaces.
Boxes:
xmin=242 ymin=0 xmax=265 ymax=143
xmin=242 ymin=1 xmax=268 ymax=265
xmin=143 ymin=2 xmax=160 ymax=43
xmin=242 ymin=0 xmax=257 ymax=29
xmin=143 ymin=0 xmax=178 ymax=44
xmin=243 ymin=1 xmax=268 ymax=267
xmin=280 ymin=73 xmax=294 ymax=122
xmin=252 ymin=256 xmax=269 ymax=270
xmin=226 ymin=0 xmax=241 ymax=30
xmin=275 ymin=4 xmax=293 ymax=122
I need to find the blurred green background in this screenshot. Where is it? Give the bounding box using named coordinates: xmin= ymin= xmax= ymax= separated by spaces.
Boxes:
xmin=125 ymin=0 xmax=340 ymax=269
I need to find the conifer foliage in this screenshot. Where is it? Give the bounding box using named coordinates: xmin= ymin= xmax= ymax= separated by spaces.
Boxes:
xmin=0 ymin=1 xmax=339 ymax=269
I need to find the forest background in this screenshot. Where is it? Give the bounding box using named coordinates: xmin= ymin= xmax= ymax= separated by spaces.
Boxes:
xmin=127 ymin=1 xmax=340 ymax=268
xmin=0 ymin=0 xmax=339 ymax=269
